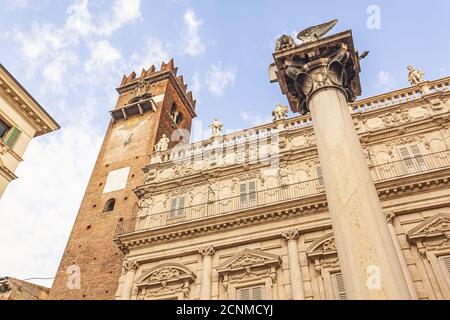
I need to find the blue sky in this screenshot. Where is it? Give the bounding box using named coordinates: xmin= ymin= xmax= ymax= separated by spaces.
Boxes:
xmin=0 ymin=0 xmax=449 ymax=287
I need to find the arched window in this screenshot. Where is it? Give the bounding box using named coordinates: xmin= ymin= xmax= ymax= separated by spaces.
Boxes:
xmin=104 ymin=198 xmax=116 ymax=212
xmin=170 ymin=103 xmax=183 ymax=126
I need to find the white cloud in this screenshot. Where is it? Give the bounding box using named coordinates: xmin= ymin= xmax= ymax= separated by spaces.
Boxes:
xmin=66 ymin=0 xmax=141 ymax=37
xmin=183 ymin=9 xmax=205 ymax=56
xmin=98 ymin=0 xmax=142 ymax=36
xmin=375 ymin=70 xmax=396 ymax=90
xmin=130 ymin=38 xmax=171 ymax=72
xmin=14 ymin=22 xmax=79 ymax=93
xmin=41 ymin=52 xmax=78 ymax=90
xmin=13 ymin=0 xmax=143 ymax=95
xmin=241 ymin=111 xmax=272 ymax=126
xmin=206 ymin=63 xmax=236 ymax=95
xmin=65 ymin=0 xmax=96 ymax=37
xmin=0 ymin=97 xmax=103 ymax=288
xmin=190 ymin=72 xmax=201 ymax=94
xmin=84 ymin=40 xmax=122 ymax=73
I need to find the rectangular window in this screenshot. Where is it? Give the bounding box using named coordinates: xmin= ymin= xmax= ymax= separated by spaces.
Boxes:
xmin=169 ymin=196 xmax=185 ymax=218
xmin=439 ymin=255 xmax=450 ymax=288
xmin=331 ymin=272 xmax=347 ymax=300
xmin=316 ymin=166 xmax=324 ymax=186
xmin=0 ymin=118 xmax=11 ymax=139
xmin=398 ymin=144 xmax=427 ymax=171
xmin=240 ymin=181 xmax=256 ymax=208
xmin=236 ymin=285 xmax=265 ymax=300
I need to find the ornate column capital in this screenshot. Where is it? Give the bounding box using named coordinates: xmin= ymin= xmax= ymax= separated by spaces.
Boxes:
xmin=282 ymin=229 xmax=300 ymax=241
xmin=199 ymin=246 xmax=216 ymax=257
xmin=272 ymin=29 xmax=361 ymax=115
xmin=123 ymin=260 xmax=140 ymax=272
xmin=385 ymin=211 xmax=396 ymax=223
xmin=285 ymin=43 xmax=359 ymax=115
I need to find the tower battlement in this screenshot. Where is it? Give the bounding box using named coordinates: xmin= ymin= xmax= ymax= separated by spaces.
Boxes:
xmin=118 ymin=59 xmax=196 ymax=110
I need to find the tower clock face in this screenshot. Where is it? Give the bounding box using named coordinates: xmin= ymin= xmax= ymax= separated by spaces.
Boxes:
xmin=104 ymin=115 xmax=152 ymax=163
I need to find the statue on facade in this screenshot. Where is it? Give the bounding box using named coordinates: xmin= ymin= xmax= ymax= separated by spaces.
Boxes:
xmin=275 ymin=35 xmax=296 ymax=51
xmin=154 ymin=134 xmax=170 ymax=152
xmin=272 ymin=103 xmax=289 ymax=121
xmin=296 ymin=19 xmax=338 ymax=44
xmin=209 ymin=118 xmax=223 ymax=137
xmin=407 ymin=65 xmax=425 ymax=85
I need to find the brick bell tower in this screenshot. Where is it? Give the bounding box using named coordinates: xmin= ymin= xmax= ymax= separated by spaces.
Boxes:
xmin=49 ymin=59 xmax=196 ymax=300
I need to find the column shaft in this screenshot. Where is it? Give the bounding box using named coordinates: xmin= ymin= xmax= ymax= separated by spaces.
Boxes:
xmin=309 ymin=88 xmax=410 ymax=299
xmin=199 ymin=246 xmax=215 ymax=300
xmin=287 ymin=239 xmax=304 ymax=300
xmin=120 ymin=261 xmax=138 ymax=300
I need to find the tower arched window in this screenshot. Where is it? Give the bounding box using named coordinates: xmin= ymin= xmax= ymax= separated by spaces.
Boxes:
xmin=104 ymin=198 xmax=116 ymax=212
xmin=170 ymin=103 xmax=183 ymax=126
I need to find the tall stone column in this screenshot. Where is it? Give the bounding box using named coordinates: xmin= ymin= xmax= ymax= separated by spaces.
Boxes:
xmin=282 ymin=230 xmax=305 ymax=300
xmin=273 ymin=31 xmax=410 ymax=299
xmin=120 ymin=260 xmax=139 ymax=300
xmin=199 ymin=246 xmax=215 ymax=300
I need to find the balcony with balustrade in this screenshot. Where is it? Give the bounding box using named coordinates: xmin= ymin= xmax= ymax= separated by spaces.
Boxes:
xmin=115 ymin=150 xmax=450 ymax=238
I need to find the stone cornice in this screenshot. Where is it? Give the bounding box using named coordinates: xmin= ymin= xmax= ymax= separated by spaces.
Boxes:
xmin=0 ymin=64 xmax=60 ymax=137
xmin=0 ymin=163 xmax=18 ymax=182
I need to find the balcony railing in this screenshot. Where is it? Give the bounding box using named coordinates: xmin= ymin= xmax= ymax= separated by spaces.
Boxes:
xmin=116 ymin=150 xmax=450 ymax=237
xmin=350 ymin=76 xmax=450 ymax=113
xmin=371 ymin=150 xmax=450 ymax=181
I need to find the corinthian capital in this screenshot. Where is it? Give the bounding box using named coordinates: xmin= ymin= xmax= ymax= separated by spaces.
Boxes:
xmin=123 ymin=260 xmax=140 ymax=272
xmin=272 ymin=30 xmax=361 ymax=115
xmin=282 ymin=229 xmax=300 ymax=241
xmin=199 ymin=246 xmax=216 ymax=257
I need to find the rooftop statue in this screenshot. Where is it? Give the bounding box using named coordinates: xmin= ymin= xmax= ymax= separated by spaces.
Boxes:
xmin=296 ymin=19 xmax=338 ymax=44
xmin=275 ymin=35 xmax=296 ymax=51
xmin=407 ymin=65 xmax=425 ymax=86
xmin=272 ymin=103 xmax=289 ymax=121
xmin=209 ymin=118 xmax=223 ymax=137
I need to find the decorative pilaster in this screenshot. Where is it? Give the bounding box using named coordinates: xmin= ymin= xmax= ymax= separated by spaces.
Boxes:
xmin=282 ymin=230 xmax=305 ymax=300
xmin=120 ymin=260 xmax=140 ymax=300
xmin=272 ymin=25 xmax=410 ymax=299
xmin=384 ymin=211 xmax=418 ymax=299
xmin=199 ymin=246 xmax=215 ymax=300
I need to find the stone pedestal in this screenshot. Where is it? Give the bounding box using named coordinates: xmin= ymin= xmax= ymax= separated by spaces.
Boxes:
xmin=282 ymin=230 xmax=305 ymax=300
xmin=272 ymin=31 xmax=411 ymax=299
xmin=199 ymin=246 xmax=215 ymax=300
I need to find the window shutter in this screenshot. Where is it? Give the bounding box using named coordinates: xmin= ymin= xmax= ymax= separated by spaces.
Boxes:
xmin=237 ymin=285 xmax=264 ymax=300
xmin=178 ymin=196 xmax=185 ymax=215
xmin=410 ymin=144 xmax=426 ymax=166
xmin=398 ymin=146 xmax=414 ymax=167
xmin=440 ymin=255 xmax=450 ymax=279
xmin=251 ymin=286 xmax=264 ymax=300
xmin=237 ymin=287 xmax=250 ymax=300
xmin=316 ymin=166 xmax=324 ymax=186
xmin=169 ymin=198 xmax=178 ymax=218
xmin=240 ymin=183 xmax=247 ymax=203
xmin=4 ymin=127 xmax=21 ymax=149
xmin=332 ymin=272 xmax=347 ymax=300
xmin=248 ymin=181 xmax=256 ymax=202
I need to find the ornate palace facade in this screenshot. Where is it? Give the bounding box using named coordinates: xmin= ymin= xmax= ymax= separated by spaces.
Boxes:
xmin=50 ymin=23 xmax=450 ymax=300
